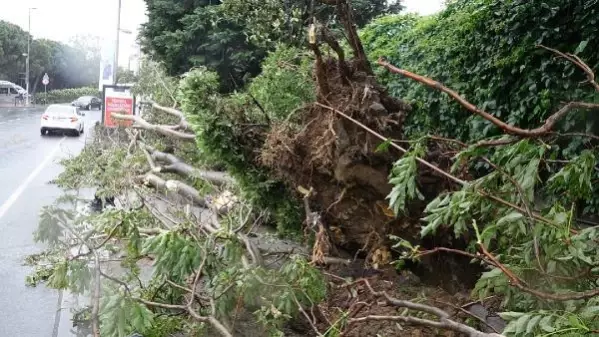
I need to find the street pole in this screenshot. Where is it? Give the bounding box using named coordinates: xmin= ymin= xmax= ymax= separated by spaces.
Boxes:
xmin=25 ymin=8 xmax=34 ymax=105
xmin=113 ymin=0 xmax=122 ymax=85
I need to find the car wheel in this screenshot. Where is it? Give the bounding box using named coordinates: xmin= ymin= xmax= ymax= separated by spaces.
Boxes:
xmin=81 ymin=124 xmax=84 ymax=134
xmin=72 ymin=129 xmax=81 ymax=137
xmin=40 ymin=128 xmax=47 ymax=136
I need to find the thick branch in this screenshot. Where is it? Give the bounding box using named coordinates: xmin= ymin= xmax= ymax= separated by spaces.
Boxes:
xmin=138 ymin=173 xmax=208 ymax=208
xmin=355 ymin=280 xmax=504 ymax=337
xmin=143 ymin=100 xmax=192 ymax=130
xmin=321 ymin=26 xmax=351 ymax=83
xmin=111 ymin=113 xmax=196 ymax=140
xmin=143 ymin=145 xmax=234 ymax=185
xmin=334 ymin=0 xmax=372 ymax=74
xmin=376 ymin=58 xmax=599 ymax=137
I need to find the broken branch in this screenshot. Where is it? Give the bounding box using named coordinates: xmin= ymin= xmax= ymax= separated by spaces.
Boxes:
xmin=142 ymin=144 xmax=234 ymax=185
xmin=138 ymin=173 xmax=208 ymax=207
xmin=477 ymin=243 xmax=599 ymax=301
xmin=354 ymin=280 xmax=505 ymax=337
xmin=538 ymin=44 xmax=599 ymax=92
xmin=142 ymin=100 xmax=192 ymax=130
xmin=111 ymin=113 xmax=196 ymax=140
xmin=377 ymin=58 xmax=599 ymax=137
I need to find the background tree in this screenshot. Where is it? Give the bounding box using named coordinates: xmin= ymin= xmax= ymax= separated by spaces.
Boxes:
xmin=116 ymin=67 xmax=138 ymax=84
xmin=140 ymin=0 xmax=404 ymax=92
xmin=0 ymin=21 xmax=27 ymax=86
xmin=0 ymin=22 xmax=100 ymax=90
xmin=140 ymin=0 xmax=264 ymax=92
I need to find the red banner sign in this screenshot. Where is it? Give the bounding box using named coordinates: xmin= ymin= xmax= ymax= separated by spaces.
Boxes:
xmin=104 ymin=96 xmax=134 ymax=127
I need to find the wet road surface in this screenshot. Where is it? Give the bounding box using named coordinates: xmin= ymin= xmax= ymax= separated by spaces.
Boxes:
xmin=0 ymin=105 xmax=101 ymax=336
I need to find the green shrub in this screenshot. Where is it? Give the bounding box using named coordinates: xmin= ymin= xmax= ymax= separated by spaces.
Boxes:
xmin=178 ymin=66 xmax=302 ymax=236
xmin=361 ymin=0 xmax=599 ymax=141
xmin=248 ymin=43 xmax=315 ymax=122
xmin=176 ymin=44 xmax=323 ymax=235
xmin=42 ymin=87 xmax=99 ymax=104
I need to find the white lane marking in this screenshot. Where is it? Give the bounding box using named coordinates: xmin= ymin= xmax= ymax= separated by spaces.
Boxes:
xmin=0 ymin=136 xmax=66 ymax=220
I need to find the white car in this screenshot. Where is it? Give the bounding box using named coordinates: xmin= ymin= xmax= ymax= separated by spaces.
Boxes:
xmin=40 ymin=104 xmax=85 ymax=136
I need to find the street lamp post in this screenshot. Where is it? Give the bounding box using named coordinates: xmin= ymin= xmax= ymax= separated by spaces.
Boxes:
xmin=26 ymin=7 xmax=36 ymax=105
xmin=113 ymin=0 xmax=122 ymax=84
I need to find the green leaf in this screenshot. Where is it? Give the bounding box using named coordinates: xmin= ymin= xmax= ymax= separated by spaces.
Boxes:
xmin=567 ymin=315 xmax=586 ymax=330
xmin=499 ymin=311 xmax=526 ymax=320
xmin=375 ymin=139 xmax=393 ymax=153
xmin=575 ymin=40 xmax=589 ymax=54
xmin=526 ymin=315 xmax=542 ymax=334
xmin=497 ymin=212 xmax=524 ymax=226
xmin=539 ymin=315 xmax=555 ymax=332
xmin=580 ymin=306 xmax=599 ymax=319
xmin=515 ymin=314 xmax=531 ymax=334
xmin=479 ymin=267 xmax=502 ymax=280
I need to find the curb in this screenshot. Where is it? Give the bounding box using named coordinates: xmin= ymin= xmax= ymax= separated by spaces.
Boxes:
xmin=0 ymin=105 xmax=44 ymax=110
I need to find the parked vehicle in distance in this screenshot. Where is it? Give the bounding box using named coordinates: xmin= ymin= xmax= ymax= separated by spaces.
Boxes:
xmin=71 ymin=95 xmax=102 ymax=110
xmin=40 ymin=104 xmax=85 ymax=136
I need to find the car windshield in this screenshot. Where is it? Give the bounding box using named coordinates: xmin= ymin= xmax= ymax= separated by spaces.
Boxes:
xmin=46 ymin=105 xmax=75 ymax=117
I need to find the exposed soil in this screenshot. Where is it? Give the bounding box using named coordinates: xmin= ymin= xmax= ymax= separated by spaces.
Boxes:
xmin=285 ymin=263 xmax=501 ymax=337
xmin=318 ymin=267 xmax=464 ymax=337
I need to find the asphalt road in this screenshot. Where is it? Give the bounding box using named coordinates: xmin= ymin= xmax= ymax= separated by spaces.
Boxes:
xmin=0 ymin=105 xmax=101 ymax=336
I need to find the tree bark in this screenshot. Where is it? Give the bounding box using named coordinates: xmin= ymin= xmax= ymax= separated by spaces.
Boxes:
xmin=138 ymin=173 xmax=208 ymax=208
xmin=145 ymin=146 xmax=234 ymax=185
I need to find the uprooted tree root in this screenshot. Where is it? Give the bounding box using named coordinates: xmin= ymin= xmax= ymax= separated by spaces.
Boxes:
xmin=260 ymin=54 xmax=458 ymax=267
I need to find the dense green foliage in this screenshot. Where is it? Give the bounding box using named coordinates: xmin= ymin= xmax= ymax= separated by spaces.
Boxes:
xmin=0 ymin=21 xmax=100 ymax=91
xmin=361 ymin=0 xmax=599 ymax=141
xmin=223 ymin=0 xmax=403 ymax=49
xmin=28 ymin=0 xmax=599 ymax=335
xmin=390 ymin=137 xmax=599 ymax=336
xmin=248 ymin=44 xmax=315 ymax=121
xmin=43 ymin=87 xmax=99 ymax=104
xmin=140 ymin=0 xmax=265 ymax=92
xmin=140 ymin=0 xmax=403 ymax=92
xmin=178 ymin=45 xmax=316 ymax=234
xmin=368 ymin=2 xmax=599 ymax=335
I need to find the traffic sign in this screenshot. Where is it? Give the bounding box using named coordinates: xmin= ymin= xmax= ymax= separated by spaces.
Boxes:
xmin=42 ymin=73 xmax=49 ymax=86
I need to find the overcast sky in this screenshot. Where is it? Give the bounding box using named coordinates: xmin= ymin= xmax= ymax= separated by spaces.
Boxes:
xmin=0 ymin=0 xmax=444 ymax=64
xmin=0 ymin=0 xmax=147 ymax=65
xmin=404 ymin=0 xmax=444 ymax=15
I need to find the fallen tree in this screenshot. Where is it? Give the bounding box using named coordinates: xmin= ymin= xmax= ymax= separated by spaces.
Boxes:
xmin=27 ymin=1 xmax=599 ymax=336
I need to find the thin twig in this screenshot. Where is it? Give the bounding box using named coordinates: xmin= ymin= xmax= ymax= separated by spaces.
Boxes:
xmin=477 ymin=243 xmax=599 ymax=301
xmin=293 ymin=296 xmax=323 ymax=336
xmin=414 ymin=247 xmax=497 ymax=267
xmin=432 ymin=298 xmax=501 ymax=334
xmin=353 ymin=280 xmax=504 ymax=337
xmin=91 ymin=254 xmax=101 ymax=337
xmin=315 ymin=102 xmax=558 ymax=227
xmin=538 ymin=44 xmax=599 ymax=93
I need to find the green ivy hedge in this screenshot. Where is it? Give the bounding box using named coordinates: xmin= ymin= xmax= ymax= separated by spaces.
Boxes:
xmin=41 ymin=87 xmax=99 ymax=104
xmin=361 ymin=0 xmax=599 ymax=143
